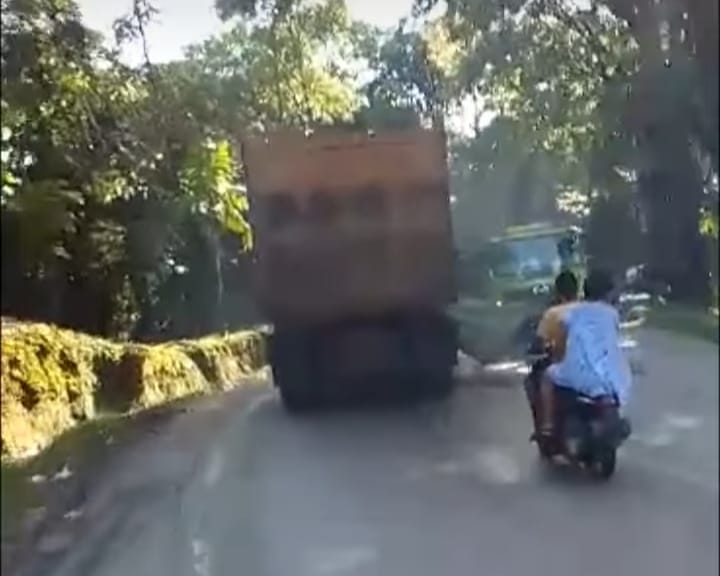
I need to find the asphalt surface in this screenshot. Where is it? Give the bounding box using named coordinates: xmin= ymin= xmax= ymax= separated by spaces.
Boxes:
xmin=26 ymin=329 xmax=718 ymax=576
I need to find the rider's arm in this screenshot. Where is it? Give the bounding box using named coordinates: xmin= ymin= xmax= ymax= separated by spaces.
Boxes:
xmin=536 ymin=309 xmax=553 ymax=342
xmin=537 ymin=307 xmax=566 ymax=360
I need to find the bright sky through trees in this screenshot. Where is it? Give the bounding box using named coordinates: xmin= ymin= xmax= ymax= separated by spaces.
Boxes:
xmin=78 ymin=0 xmax=416 ymax=64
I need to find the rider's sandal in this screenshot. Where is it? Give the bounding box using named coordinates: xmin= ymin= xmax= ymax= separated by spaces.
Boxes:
xmin=530 ymin=427 xmax=554 ymax=443
xmin=536 ymin=427 xmax=556 ymax=453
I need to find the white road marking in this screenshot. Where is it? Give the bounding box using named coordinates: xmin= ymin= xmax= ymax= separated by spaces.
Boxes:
xmin=189 ymin=390 xmax=275 ymax=571
xmin=454 ymin=351 xmax=483 ymax=380
xmin=191 ymin=538 xmax=211 ymax=576
xmin=484 ymin=361 xmax=526 ymax=373
xmin=308 ymin=546 xmax=378 ymax=575
xmin=203 ymin=449 xmax=225 ymax=487
xmin=63 ymin=508 xmax=83 ymax=521
xmin=406 ymin=447 xmax=523 ymax=485
xmin=473 ymin=448 xmax=522 ymax=485
xmin=636 ymin=430 xmax=675 ymax=447
xmin=664 ymin=413 xmax=701 ymax=430
xmin=245 ymin=391 xmax=276 ymax=417
xmin=634 ymin=412 xmax=704 ymax=448
xmin=202 ymin=391 xmax=273 ymax=488
xmin=629 ymin=455 xmax=719 ymax=494
xmin=52 ymin=463 xmax=73 ymax=481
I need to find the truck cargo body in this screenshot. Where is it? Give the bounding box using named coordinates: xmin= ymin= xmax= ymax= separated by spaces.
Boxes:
xmin=243 ymin=129 xmax=457 ymax=409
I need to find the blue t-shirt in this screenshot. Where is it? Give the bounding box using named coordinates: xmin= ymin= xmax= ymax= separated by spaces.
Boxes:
xmin=552 ymin=301 xmax=632 ymax=406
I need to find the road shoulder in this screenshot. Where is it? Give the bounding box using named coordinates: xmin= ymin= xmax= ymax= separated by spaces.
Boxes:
xmin=7 ymin=382 xmax=271 ymax=576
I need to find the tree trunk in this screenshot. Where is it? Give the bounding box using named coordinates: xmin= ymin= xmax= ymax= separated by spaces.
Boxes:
xmin=605 ymin=0 xmax=711 ymax=302
xmin=639 ymin=155 xmax=709 ymax=302
xmin=208 ymin=227 xmax=224 ymax=333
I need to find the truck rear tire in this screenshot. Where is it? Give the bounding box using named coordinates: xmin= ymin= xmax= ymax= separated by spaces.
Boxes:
xmin=422 ymin=368 xmax=454 ymax=400
xmin=270 ymin=329 xmax=321 ymax=413
xmin=279 ymin=385 xmax=316 ymax=413
xmin=411 ymin=314 xmax=457 ymax=400
xmin=271 ymin=313 xmax=457 ymax=410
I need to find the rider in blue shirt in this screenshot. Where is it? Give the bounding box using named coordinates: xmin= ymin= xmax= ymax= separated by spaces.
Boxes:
xmin=539 ymin=269 xmax=633 ymax=436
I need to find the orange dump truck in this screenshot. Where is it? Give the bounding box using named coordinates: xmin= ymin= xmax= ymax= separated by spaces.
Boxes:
xmin=242 ymin=128 xmax=457 ymax=410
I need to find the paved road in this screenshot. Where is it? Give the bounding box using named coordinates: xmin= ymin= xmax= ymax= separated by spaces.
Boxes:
xmin=28 ymin=330 xmax=718 ymax=576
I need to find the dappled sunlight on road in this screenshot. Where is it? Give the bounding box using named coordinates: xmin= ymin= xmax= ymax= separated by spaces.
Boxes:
xmin=404 ymin=444 xmax=525 ymax=486
xmin=306 ymin=545 xmax=378 ymax=575
xmin=631 ymin=412 xmax=703 ymax=448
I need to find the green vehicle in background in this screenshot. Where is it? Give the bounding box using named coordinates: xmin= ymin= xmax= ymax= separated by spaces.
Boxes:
xmin=454 ymin=223 xmax=586 ymax=364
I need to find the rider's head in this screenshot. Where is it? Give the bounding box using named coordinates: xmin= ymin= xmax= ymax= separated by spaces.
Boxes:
xmin=584 ymin=268 xmax=615 ymax=302
xmin=554 ymin=270 xmax=579 ymax=303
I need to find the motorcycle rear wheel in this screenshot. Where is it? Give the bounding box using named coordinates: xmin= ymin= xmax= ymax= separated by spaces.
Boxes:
xmin=592 ymin=449 xmax=617 ymax=479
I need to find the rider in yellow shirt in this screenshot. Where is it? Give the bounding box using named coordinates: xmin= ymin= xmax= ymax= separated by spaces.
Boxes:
xmin=536 ymin=270 xmax=580 ymax=362
xmin=528 ymin=270 xmax=579 ymax=439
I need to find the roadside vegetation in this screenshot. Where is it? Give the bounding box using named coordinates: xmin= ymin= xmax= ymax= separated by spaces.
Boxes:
xmin=1 ymin=321 xmax=266 ymax=461
xmin=2 ymin=0 xmax=717 ymax=347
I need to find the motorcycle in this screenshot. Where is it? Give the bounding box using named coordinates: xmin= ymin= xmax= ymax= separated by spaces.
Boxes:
xmin=523 ymin=341 xmax=631 ymax=479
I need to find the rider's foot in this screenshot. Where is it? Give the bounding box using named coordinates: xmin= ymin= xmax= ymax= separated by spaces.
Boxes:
xmin=534 ymin=427 xmax=556 ymax=454
xmin=539 ymin=425 xmax=554 ymax=438
xmin=531 ymin=424 xmax=554 ymax=439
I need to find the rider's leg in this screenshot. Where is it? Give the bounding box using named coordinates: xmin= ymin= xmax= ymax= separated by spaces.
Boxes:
xmin=525 ymin=376 xmax=543 ymax=434
xmin=527 ymin=355 xmax=551 ymax=432
xmin=540 ymin=361 xmax=570 ymax=434
xmin=539 ymin=371 xmax=555 ymax=434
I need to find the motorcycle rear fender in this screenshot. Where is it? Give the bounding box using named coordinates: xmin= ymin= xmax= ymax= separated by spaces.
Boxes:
xmin=590 ymin=412 xmax=631 ymax=448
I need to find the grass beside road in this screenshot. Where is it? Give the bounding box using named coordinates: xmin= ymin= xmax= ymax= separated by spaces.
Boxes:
xmin=646 ymin=305 xmax=719 ymax=343
xmin=1 ymin=321 xmax=267 ymax=461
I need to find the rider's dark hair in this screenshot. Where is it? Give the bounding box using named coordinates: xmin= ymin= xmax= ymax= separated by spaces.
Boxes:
xmin=554 ymin=270 xmax=578 ymax=301
xmin=584 ymin=268 xmax=614 ymax=301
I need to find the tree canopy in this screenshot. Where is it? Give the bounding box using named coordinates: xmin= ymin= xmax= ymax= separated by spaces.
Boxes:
xmin=1 ymin=0 xmax=717 ymax=340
